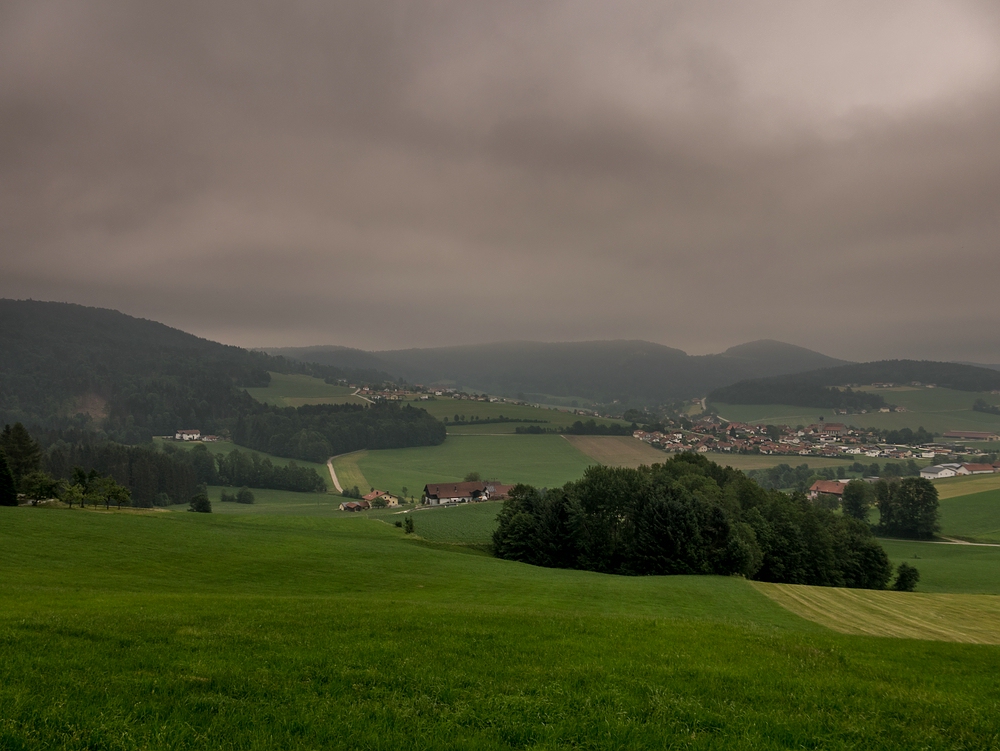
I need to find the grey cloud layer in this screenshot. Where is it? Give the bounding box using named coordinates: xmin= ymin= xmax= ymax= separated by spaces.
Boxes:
xmin=2 ymin=0 xmax=999 ymax=360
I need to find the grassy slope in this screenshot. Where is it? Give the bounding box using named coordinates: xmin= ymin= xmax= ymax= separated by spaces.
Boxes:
xmin=4 ymin=507 xmax=1000 ymax=749
xmin=244 ymin=371 xmax=367 ymax=406
xmin=408 ymin=501 xmax=503 ymax=546
xmin=350 ymin=435 xmax=596 ymax=499
xmin=714 ymin=385 xmax=1000 ymax=434
xmin=938 ymin=488 xmax=1000 ymax=543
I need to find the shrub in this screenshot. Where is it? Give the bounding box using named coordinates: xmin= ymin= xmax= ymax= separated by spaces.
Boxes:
xmin=893 ymin=562 xmax=920 ymax=592
xmin=236 ymin=487 xmax=255 ymax=505
xmin=188 ymin=493 xmax=212 ymax=513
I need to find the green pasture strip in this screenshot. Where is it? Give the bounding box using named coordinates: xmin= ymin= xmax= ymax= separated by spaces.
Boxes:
xmin=407 ymin=501 xmax=503 ymax=546
xmin=171 ymin=486 xmax=343 ymax=516
xmin=244 ymin=371 xmax=365 ymax=406
xmin=154 ymin=437 xmax=331 ymax=489
xmin=4 ymin=509 xmax=1000 ymax=749
xmin=408 ymin=397 xmax=628 ymax=432
xmin=938 ymin=488 xmax=1000 ymax=543
xmin=753 ymin=581 xmax=1000 ymax=643
xmin=355 ymin=435 xmax=595 ymax=499
xmin=331 ymin=451 xmax=370 ymax=493
xmin=715 ymin=387 xmax=1000 ymax=435
xmin=880 ymin=538 xmax=1000 ymax=594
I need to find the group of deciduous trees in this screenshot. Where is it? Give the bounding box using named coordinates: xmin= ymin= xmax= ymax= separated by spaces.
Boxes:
xmin=840 ymin=477 xmax=940 ymax=540
xmin=493 ymin=455 xmax=899 ymax=589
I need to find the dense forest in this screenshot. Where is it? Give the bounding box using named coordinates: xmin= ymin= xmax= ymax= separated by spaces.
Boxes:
xmin=0 ymin=299 xmax=393 ymax=437
xmin=710 ymin=360 xmax=1000 ymax=409
xmin=493 ymin=454 xmax=896 ymax=589
xmin=515 ymin=420 xmax=636 ymax=436
xmin=233 ymin=402 xmax=446 ymax=463
xmin=1 ymin=426 xmax=330 ymax=507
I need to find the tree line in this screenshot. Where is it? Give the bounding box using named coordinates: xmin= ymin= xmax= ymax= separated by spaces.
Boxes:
xmin=515 ymin=420 xmax=636 ymax=436
xmin=709 ymin=381 xmax=886 ymax=411
xmin=493 ymin=454 xmax=919 ymax=591
xmin=233 ymin=402 xmax=446 ymax=463
xmin=1 ymin=423 xmax=328 ymax=508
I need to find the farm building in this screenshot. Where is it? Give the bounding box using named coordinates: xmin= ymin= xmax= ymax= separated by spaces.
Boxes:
xmin=339 ymin=501 xmax=371 ymax=512
xmin=175 ymin=429 xmax=201 ymax=441
xmin=960 ymin=463 xmax=996 ymax=475
xmin=423 ymin=481 xmax=513 ymax=506
xmin=919 ymin=465 xmax=959 ymax=480
xmin=942 ymin=431 xmax=999 ymax=441
xmin=362 ymin=490 xmax=399 ymax=507
xmin=807 ymin=479 xmax=848 ymax=501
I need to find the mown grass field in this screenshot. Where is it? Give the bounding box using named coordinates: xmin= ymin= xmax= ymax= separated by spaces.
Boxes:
xmin=753 ymin=582 xmax=1000 ymax=643
xmin=169 ymin=486 xmax=342 ymax=516
xmin=936 ymin=473 xmax=1000 ymax=499
xmin=408 ymin=397 xmax=628 ymax=434
xmin=408 ymin=501 xmax=502 ymax=547
xmin=244 ymin=371 xmax=367 ymax=406
xmin=714 ymin=386 xmax=1000 ymax=434
xmin=5 ymin=506 xmax=1000 ymax=749
xmin=154 ymin=438 xmax=332 ymax=490
xmin=340 ymin=435 xmax=596 ymax=500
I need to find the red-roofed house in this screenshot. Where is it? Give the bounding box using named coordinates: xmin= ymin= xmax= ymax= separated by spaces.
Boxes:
xmin=808 ymin=480 xmax=848 ymax=501
xmin=961 ymin=463 xmax=997 ymax=475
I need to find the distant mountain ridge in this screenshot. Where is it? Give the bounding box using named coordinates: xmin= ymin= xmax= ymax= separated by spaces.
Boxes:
xmin=709 ymin=360 xmax=1000 ymax=409
xmin=267 ymin=339 xmax=848 ymax=405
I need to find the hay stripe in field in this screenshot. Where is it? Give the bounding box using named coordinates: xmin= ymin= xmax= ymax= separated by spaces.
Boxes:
xmin=752 ymin=582 xmax=1000 ymax=643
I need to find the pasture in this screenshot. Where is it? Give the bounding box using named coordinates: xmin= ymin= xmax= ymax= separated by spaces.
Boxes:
xmin=937 ymin=488 xmax=1000 ymax=543
xmin=407 ymin=501 xmax=502 ymax=547
xmin=244 ymin=371 xmax=367 ymax=407
xmin=343 ymin=435 xmax=596 ymax=500
xmin=5 ymin=507 xmax=1000 ymax=748
xmin=714 ymin=385 xmax=1000 ymax=435
xmin=880 ymin=538 xmax=1000 ymax=594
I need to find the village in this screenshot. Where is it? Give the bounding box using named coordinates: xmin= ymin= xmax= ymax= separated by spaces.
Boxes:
xmin=632 ymin=417 xmax=999 ymax=464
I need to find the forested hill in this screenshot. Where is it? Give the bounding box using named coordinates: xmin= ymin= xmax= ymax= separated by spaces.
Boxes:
xmin=0 ymin=301 xmax=441 ymax=462
xmin=709 ymin=360 xmax=1000 ymax=408
xmin=268 ymin=339 xmax=846 ymax=404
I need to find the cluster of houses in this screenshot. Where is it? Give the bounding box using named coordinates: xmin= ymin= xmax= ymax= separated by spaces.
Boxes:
xmin=919 ymin=462 xmax=1000 ymax=480
xmin=172 ymin=429 xmax=221 ymax=442
xmin=339 ymin=480 xmax=514 ymax=512
xmin=339 ymin=489 xmax=400 ymax=512
xmin=633 ymin=419 xmax=999 ymax=461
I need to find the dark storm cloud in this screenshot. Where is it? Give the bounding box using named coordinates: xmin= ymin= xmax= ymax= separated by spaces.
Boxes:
xmin=2 ymin=0 xmax=1000 ymax=360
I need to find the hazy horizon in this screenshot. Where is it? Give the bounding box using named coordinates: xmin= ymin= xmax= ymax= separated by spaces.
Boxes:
xmin=3 ymin=1 xmax=999 ymax=361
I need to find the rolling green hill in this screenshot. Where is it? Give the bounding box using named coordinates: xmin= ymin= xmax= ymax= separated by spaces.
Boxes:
xmin=4 ymin=506 xmax=1000 ymax=748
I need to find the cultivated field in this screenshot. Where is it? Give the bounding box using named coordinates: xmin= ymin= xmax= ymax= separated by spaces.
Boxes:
xmin=563 ymin=434 xmax=667 ymax=467
xmin=407 ymin=501 xmax=502 ymax=547
xmin=244 ymin=371 xmax=367 ymax=407
xmin=753 ymin=582 xmax=1000 ymax=643
xmin=4 ymin=507 xmax=1000 ymax=748
xmin=344 ymin=435 xmax=596 ymax=500
xmin=172 ymin=486 xmax=343 ymax=515
xmin=936 ymin=473 xmax=1000 ymax=499
xmin=714 ymin=385 xmax=1000 ymax=434
xmin=937 ymin=488 xmax=1000 ymax=543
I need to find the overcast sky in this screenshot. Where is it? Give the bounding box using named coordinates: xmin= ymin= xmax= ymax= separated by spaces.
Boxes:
xmin=2 ymin=1 xmax=999 ymax=360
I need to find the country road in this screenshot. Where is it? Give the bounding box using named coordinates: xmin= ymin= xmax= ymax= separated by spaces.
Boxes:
xmin=326 ymin=458 xmax=343 ymax=493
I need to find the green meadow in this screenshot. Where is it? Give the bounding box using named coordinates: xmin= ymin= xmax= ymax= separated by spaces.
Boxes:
xmin=5 ymin=506 xmax=1000 ymax=749
xmin=714 ymin=385 xmax=1000 ymax=435
xmin=335 ymin=435 xmax=595 ymax=499
xmin=244 ymin=371 xmax=367 ymax=407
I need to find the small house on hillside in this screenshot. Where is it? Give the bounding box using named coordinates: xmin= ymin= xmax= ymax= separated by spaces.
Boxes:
xmin=339 ymin=500 xmax=372 ymax=512
xmin=807 ymin=479 xmax=848 ymax=501
xmin=175 ymin=429 xmax=201 ymax=441
xmin=362 ymin=490 xmax=399 ymax=507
